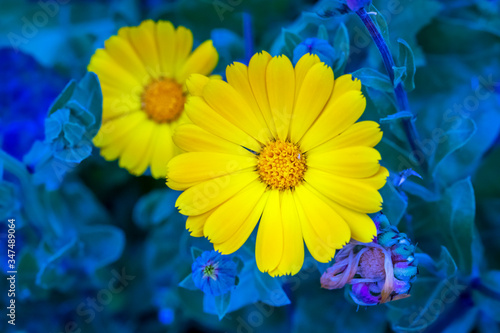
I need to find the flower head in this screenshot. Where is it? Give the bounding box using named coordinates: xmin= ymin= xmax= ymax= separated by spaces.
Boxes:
xmin=321 ymin=214 xmax=418 ymax=306
xmin=167 ymin=51 xmax=387 ymax=276
xmin=191 ymin=251 xmax=238 ymax=296
xmin=293 ymin=38 xmax=336 ymax=67
xmin=88 ymin=20 xmax=219 ymax=178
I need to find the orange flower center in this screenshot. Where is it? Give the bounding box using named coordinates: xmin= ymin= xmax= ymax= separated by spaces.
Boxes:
xmin=257 ymin=140 xmax=306 ymax=190
xmin=141 ymin=78 xmax=185 ymax=123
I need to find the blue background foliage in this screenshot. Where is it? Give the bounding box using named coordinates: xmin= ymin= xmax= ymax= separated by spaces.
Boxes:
xmin=1 ymin=0 xmax=500 ymax=332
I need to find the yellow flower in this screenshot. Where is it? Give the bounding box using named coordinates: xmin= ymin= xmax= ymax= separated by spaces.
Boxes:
xmin=167 ymin=52 xmax=388 ymax=276
xmin=88 ymin=20 xmax=218 ymax=178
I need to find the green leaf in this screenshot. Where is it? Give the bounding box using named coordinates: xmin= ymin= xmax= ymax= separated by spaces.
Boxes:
xmin=397 ymin=38 xmax=416 ymax=91
xmin=317 ymin=24 xmax=329 ymax=41
xmin=214 ymin=292 xmax=231 ymax=320
xmin=351 ymin=68 xmax=393 ymax=92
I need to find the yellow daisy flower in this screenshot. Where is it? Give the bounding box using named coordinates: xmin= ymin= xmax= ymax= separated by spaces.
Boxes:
xmin=167 ymin=52 xmax=388 ymax=276
xmin=88 ymin=20 xmax=218 ymax=178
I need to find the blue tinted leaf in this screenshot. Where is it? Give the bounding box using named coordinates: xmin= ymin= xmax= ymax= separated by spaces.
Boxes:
xmin=48 ymin=80 xmax=76 ymax=115
xmin=214 ymin=292 xmax=231 ymax=320
xmin=431 ymin=118 xmax=476 ymax=178
xmin=352 ymin=68 xmax=393 ymax=92
xmin=78 ymin=225 xmax=125 ymax=271
xmin=397 ymin=38 xmax=416 ymax=91
xmin=442 ymin=178 xmax=476 ymax=273
xmin=63 ymin=122 xmax=85 ymax=146
xmin=368 ymin=5 xmax=391 ymax=48
xmin=283 ymin=29 xmax=302 ymax=54
xmin=191 ymin=247 xmax=203 ymax=261
xmin=255 ymin=271 xmax=291 ymax=307
xmin=179 ymin=274 xmax=198 ymax=291
xmin=332 ymin=23 xmax=349 ymax=75
xmin=393 ymin=65 xmax=406 ymax=88
xmin=380 ymin=111 xmax=413 ymax=123
xmin=317 ymin=24 xmax=329 ymax=40
xmin=380 ymin=181 xmax=408 ymax=226
xmin=54 ymin=144 xmax=92 ymax=163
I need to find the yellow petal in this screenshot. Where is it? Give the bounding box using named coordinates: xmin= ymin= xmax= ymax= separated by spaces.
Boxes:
xmin=303 ymin=183 xmax=377 ymax=243
xmin=185 ymin=73 xmax=210 ymax=97
xmin=327 ymin=200 xmax=376 ymax=243
xmin=309 ymin=121 xmax=383 ymax=154
xmin=331 ymin=74 xmax=362 ymax=100
xmin=157 ymin=20 xmax=176 ymax=78
xmin=202 ymin=79 xmax=272 ymax=143
xmin=184 ymin=96 xmax=262 ymax=152
xmin=176 ymin=171 xmax=259 ymax=216
xmin=307 ymin=147 xmax=381 ymax=178
xmin=305 ymin=168 xmax=383 ymax=213
xmin=186 ymin=208 xmax=216 ymax=237
xmin=176 ymin=40 xmax=218 ymax=83
xmin=173 ymin=124 xmax=251 ymax=156
xmin=150 ymin=123 xmax=175 ymax=179
xmin=126 ymin=20 xmax=161 ymax=79
xmin=300 ymin=90 xmax=366 ymax=152
xmin=118 ymin=119 xmax=156 ymax=175
xmin=103 ymin=35 xmax=149 ymax=82
xmin=174 ymin=26 xmax=193 ymax=73
xmin=167 ymin=152 xmax=257 ymax=184
xmin=357 ymin=166 xmax=389 ymax=190
xmin=248 ymin=51 xmax=278 ymax=137
xmin=88 ymin=49 xmax=142 ymax=93
xmin=266 ymin=56 xmax=295 ymax=140
xmin=268 ymin=190 xmax=304 ymax=276
xmin=289 ymin=62 xmax=334 ymax=143
xmin=213 ymin=191 xmax=270 ymax=254
xmin=204 ymin=180 xmax=267 ymax=243
xmin=295 ymin=185 xmax=350 ymax=250
xmin=294 ymin=53 xmax=321 ymax=98
xmin=256 ymin=190 xmax=283 ymax=273
xmin=93 ymin=111 xmax=146 ymax=148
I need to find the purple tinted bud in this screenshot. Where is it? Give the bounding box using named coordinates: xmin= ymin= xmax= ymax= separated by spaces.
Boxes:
xmin=321 ymin=213 xmax=418 ymax=306
xmin=351 ymin=283 xmax=380 ymax=306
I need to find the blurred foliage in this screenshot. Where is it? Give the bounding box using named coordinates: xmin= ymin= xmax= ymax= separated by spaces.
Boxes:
xmin=1 ymin=0 xmax=500 ymax=332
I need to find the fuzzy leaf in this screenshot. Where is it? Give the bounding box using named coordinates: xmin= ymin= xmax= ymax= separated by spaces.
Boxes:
xmin=352 ymin=68 xmax=393 ymax=92
xmin=397 ymin=38 xmax=416 ymax=91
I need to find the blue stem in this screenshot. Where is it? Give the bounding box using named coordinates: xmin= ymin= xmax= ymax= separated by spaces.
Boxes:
xmin=355 ymin=8 xmax=427 ymax=172
xmin=243 ymin=12 xmax=254 ymax=64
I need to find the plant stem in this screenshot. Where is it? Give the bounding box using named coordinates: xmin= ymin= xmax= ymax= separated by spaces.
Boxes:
xmin=355 ymin=8 xmax=428 ymax=173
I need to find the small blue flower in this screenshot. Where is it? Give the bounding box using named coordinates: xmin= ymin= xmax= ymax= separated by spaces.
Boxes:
xmin=191 ymin=251 xmax=237 ymax=296
xmin=293 ymin=38 xmax=336 ymax=67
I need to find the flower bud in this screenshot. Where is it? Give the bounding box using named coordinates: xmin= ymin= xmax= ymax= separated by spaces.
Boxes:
xmin=321 ymin=214 xmax=418 ymax=306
